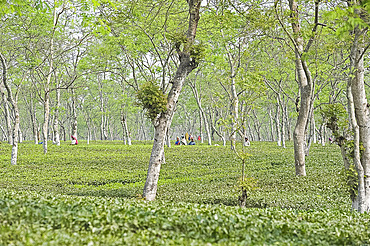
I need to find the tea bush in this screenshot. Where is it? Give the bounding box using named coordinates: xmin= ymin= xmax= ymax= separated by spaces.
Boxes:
xmin=0 ymin=140 xmax=367 ymax=244
xmin=0 ymin=190 xmax=369 ymax=245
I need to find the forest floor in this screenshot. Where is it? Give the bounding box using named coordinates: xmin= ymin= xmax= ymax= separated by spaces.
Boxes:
xmin=0 ymin=141 xmax=369 ymax=245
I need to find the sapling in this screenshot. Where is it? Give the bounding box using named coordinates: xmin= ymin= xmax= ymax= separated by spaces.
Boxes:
xmin=232 ymin=141 xmax=257 ymax=208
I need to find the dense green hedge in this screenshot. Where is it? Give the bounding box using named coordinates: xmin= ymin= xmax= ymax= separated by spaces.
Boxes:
xmin=0 ymin=190 xmax=369 ymax=245
xmin=0 ymin=140 xmax=367 ymax=244
xmin=0 ymin=141 xmax=349 ymax=210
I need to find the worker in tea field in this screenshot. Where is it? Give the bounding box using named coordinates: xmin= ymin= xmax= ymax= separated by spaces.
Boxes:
xmin=70 ymin=135 xmax=78 ymax=145
xmin=180 ymin=135 xmax=187 ymax=145
xmin=244 ymin=137 xmax=250 ymax=147
xmin=188 ymin=137 xmax=196 ymax=145
xmin=175 ymin=137 xmax=180 ymax=145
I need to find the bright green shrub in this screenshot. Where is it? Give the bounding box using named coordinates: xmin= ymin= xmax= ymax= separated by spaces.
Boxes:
xmin=0 ymin=190 xmax=369 ymax=245
xmin=136 ymin=82 xmax=167 ymax=121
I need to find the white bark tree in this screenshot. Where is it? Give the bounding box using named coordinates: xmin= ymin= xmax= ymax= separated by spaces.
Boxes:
xmin=0 ymin=83 xmax=12 ymax=144
xmin=347 ymin=23 xmax=370 ymax=213
xmin=0 ymin=52 xmax=21 ymax=165
xmin=143 ymin=0 xmax=202 ymax=201
xmin=188 ymin=71 xmax=212 ymax=145
xmin=275 ymin=0 xmax=321 ymax=176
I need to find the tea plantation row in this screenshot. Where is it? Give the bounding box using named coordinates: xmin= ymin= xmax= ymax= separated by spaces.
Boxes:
xmin=1 ymin=190 xmax=369 ymax=245
xmin=0 ymin=140 xmax=368 ymax=244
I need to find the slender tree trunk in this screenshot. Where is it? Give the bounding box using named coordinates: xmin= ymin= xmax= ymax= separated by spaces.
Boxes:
xmin=348 ymin=27 xmax=370 ymax=212
xmin=0 ymin=123 xmax=6 ymax=141
xmin=42 ymin=92 xmax=50 ymax=153
xmin=0 ymin=52 xmax=20 ymax=165
xmin=0 ymin=85 xmax=12 ymax=144
xmin=53 ymin=86 xmax=61 ymax=146
xmin=121 ymin=109 xmax=131 ymax=145
xmin=275 ymin=103 xmax=281 ymax=146
xmin=268 ymin=106 xmax=275 ymax=142
xmin=230 ymin=77 xmax=239 ymax=149
xmin=281 ymin=105 xmax=286 ymax=148
xmin=143 ymin=0 xmax=201 ymax=201
xmin=29 ymin=97 xmax=38 ymax=144
xmin=189 ymin=82 xmax=211 ymax=145
xmin=289 ymin=0 xmax=314 ymax=176
xmin=18 ymin=127 xmax=23 ymax=143
xmin=312 ymin=115 xmax=316 ymax=144
xmin=320 ymin=122 xmax=326 ymax=146
xmin=98 ymin=77 xmax=107 ymax=140
xmin=93 ymin=125 xmax=97 ymax=141
xmin=42 ymin=5 xmax=60 ymax=154
xmin=70 ymin=90 xmax=77 ymax=141
xmin=166 ymin=128 xmax=171 ymax=148
xmin=84 ymin=111 xmax=91 ymax=144
xmin=252 ymin=110 xmax=261 ymax=141
xmin=199 ymin=110 xmax=203 ymax=143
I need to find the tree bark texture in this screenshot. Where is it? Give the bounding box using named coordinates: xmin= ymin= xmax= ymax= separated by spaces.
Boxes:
xmin=348 ymin=26 xmax=370 ymax=212
xmin=53 ymin=87 xmax=61 ymax=146
xmin=289 ymin=0 xmax=314 ymax=176
xmin=0 ymin=84 xmax=12 ymax=144
xmin=71 ymin=89 xmax=78 ymax=140
xmin=0 ymin=52 xmax=20 ymax=165
xmin=189 ymin=80 xmax=211 ymax=145
xmin=143 ymin=0 xmax=202 ymax=201
xmin=275 ymin=103 xmax=281 ymax=146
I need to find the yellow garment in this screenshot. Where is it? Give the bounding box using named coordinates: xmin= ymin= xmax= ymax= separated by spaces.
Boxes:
xmin=185 ymin=132 xmax=189 ymax=141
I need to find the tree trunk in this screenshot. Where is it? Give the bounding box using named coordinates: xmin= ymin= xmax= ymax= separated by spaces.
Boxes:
xmin=199 ymin=110 xmax=204 ymax=143
xmin=166 ymin=128 xmax=171 ymax=148
xmin=348 ymin=26 xmax=370 ymax=212
xmin=252 ymin=110 xmax=261 ymax=141
xmin=18 ymin=127 xmax=23 ymax=143
xmin=230 ymin=78 xmax=239 ymax=149
xmin=320 ymin=123 xmax=326 ymax=146
xmin=98 ymin=77 xmax=107 ymax=141
xmin=281 ymin=104 xmax=286 ymax=148
xmin=29 ymin=96 xmax=38 ymax=144
xmin=53 ymin=86 xmax=61 ymax=146
xmin=121 ymin=109 xmax=131 ymax=145
xmin=0 ymin=52 xmax=20 ymax=165
xmin=268 ymin=106 xmax=275 ymax=141
xmin=275 ymin=103 xmax=281 ymax=146
xmin=289 ymin=0 xmax=314 ymax=176
xmin=70 ymin=89 xmax=77 ymax=141
xmin=143 ymin=0 xmax=201 ymax=201
xmin=0 ymin=85 xmax=12 ymax=144
xmin=312 ymin=115 xmax=317 ymax=144
xmin=189 ymin=81 xmax=211 ymax=145
xmin=42 ymin=5 xmax=60 ymax=154
xmin=42 ymin=93 xmax=50 ymax=154
xmin=0 ymin=123 xmax=6 ymax=141
xmin=84 ymin=111 xmax=91 ymax=144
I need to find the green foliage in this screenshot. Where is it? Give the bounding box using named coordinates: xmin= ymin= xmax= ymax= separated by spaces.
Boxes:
xmin=0 ymin=141 xmax=351 ymax=209
xmin=136 ymin=82 xmax=167 ymax=121
xmin=325 ymin=4 xmax=370 ymax=38
xmin=0 ymin=141 xmax=368 ymax=244
xmin=235 ymin=176 xmax=258 ymax=194
xmin=0 ymin=0 xmax=29 ymax=16
xmin=190 ymin=42 xmax=207 ymax=63
xmin=167 ymin=31 xmax=187 ymax=50
xmin=320 ymin=103 xmax=348 ymax=139
xmin=343 ymin=165 xmax=358 ymax=201
xmin=344 ymin=140 xmax=365 ymax=159
xmin=168 ymin=30 xmax=206 ymax=65
xmin=0 ymin=189 xmax=370 ymax=245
